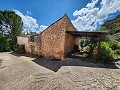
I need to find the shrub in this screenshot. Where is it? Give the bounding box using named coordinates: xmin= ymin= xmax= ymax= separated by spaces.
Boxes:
xmin=0 ymin=34 xmax=11 ymax=52
xmin=99 ymin=42 xmax=114 ymax=64
xmin=0 ymin=34 xmax=25 ymax=54
xmin=108 ymin=39 xmax=120 ymax=59
xmin=112 ymin=49 xmax=120 ymax=59
xmin=114 ymin=49 xmax=120 ymax=55
xmin=83 ymin=46 xmax=91 ymax=51
xmin=8 ymin=40 xmax=15 ymax=51
xmin=14 ymin=44 xmax=25 ymax=54
xmin=109 ymin=39 xmax=120 ymax=50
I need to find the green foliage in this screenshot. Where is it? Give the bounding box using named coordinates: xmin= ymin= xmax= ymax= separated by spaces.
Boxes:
xmin=0 ymin=34 xmax=25 ymax=54
xmin=109 ymin=39 xmax=120 ymax=50
xmin=89 ymin=43 xmax=97 ymax=50
xmin=0 ymin=10 xmax=24 ymax=53
xmin=79 ymin=37 xmax=119 ymax=64
xmin=8 ymin=40 xmax=15 ymax=51
xmin=0 ymin=10 xmax=23 ymax=44
xmin=108 ymin=39 xmax=120 ymax=59
xmin=99 ymin=42 xmax=114 ymax=64
xmin=98 ymin=39 xmax=119 ymax=63
xmin=0 ymin=34 xmax=16 ymax=52
xmin=0 ymin=34 xmax=11 ymax=52
xmin=14 ymin=44 xmax=25 ymax=54
xmin=0 ymin=41 xmax=11 ymax=52
xmin=80 ymin=38 xmax=98 ymax=49
xmin=83 ymin=46 xmax=91 ymax=51
xmin=114 ymin=49 xmax=120 ymax=55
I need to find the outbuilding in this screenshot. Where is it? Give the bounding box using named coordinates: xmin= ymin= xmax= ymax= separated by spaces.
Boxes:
xmin=17 ymin=14 xmax=108 ymax=60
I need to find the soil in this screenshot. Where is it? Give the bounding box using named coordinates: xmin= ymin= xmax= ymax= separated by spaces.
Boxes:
xmin=0 ymin=52 xmax=120 ymax=90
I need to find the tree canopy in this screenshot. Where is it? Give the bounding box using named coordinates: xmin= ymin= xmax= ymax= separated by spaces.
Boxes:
xmin=0 ymin=10 xmax=23 ymax=43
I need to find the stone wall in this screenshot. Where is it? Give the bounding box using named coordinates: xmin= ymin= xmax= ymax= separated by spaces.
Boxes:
xmin=17 ymin=36 xmax=41 ymax=56
xmin=41 ymin=20 xmax=65 ymax=59
xmin=40 ymin=14 xmax=77 ymax=59
xmin=25 ymin=42 xmax=41 ymax=56
xmin=64 ymin=15 xmax=77 ymax=56
xmin=64 ymin=33 xmax=76 ymax=56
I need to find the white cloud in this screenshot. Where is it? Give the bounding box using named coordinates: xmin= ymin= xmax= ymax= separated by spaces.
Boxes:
xmin=72 ymin=0 xmax=120 ymax=31
xmin=14 ymin=10 xmax=39 ymax=33
xmin=14 ymin=10 xmax=38 ymax=29
xmin=14 ymin=10 xmax=48 ymax=33
xmin=86 ymin=0 xmax=98 ymax=9
xmin=27 ymin=11 xmax=32 ymax=15
xmin=39 ymin=25 xmax=48 ymax=31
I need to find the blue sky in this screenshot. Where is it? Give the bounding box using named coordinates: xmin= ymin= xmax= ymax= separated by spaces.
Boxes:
xmin=0 ymin=0 xmax=120 ymax=32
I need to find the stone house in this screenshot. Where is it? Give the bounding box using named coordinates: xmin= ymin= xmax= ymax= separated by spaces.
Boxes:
xmin=17 ymin=14 xmax=77 ymax=59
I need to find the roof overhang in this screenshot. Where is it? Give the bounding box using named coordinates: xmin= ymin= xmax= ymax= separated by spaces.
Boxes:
xmin=66 ymin=31 xmax=109 ymax=38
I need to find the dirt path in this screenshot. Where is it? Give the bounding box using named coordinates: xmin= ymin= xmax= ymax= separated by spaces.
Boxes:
xmin=0 ymin=52 xmax=120 ymax=90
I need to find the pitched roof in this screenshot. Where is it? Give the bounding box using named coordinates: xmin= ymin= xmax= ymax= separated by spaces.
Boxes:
xmin=40 ymin=14 xmax=71 ymax=34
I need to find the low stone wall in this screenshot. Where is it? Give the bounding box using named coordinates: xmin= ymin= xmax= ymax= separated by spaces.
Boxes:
xmin=25 ymin=42 xmax=41 ymax=56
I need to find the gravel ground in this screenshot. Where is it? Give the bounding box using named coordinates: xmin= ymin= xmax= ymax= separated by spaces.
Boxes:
xmin=0 ymin=52 xmax=120 ymax=90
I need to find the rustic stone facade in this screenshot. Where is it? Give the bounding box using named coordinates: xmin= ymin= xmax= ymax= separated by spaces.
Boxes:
xmin=17 ymin=14 xmax=77 ymax=59
xmin=40 ymin=14 xmax=77 ymax=59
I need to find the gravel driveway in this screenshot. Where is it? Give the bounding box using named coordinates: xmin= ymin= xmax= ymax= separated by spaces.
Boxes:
xmin=0 ymin=52 xmax=120 ymax=90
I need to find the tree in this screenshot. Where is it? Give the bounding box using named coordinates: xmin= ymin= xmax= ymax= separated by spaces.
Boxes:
xmin=0 ymin=10 xmax=23 ymax=44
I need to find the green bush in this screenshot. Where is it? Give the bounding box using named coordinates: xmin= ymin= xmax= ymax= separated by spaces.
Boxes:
xmin=99 ymin=42 xmax=114 ymax=64
xmin=112 ymin=49 xmax=120 ymax=59
xmin=0 ymin=34 xmax=25 ymax=54
xmin=14 ymin=44 xmax=25 ymax=54
xmin=114 ymin=49 xmax=120 ymax=55
xmin=109 ymin=39 xmax=120 ymax=50
xmin=108 ymin=39 xmax=120 ymax=59
xmin=8 ymin=40 xmax=15 ymax=51
xmin=0 ymin=34 xmax=11 ymax=52
xmin=83 ymin=46 xmax=91 ymax=51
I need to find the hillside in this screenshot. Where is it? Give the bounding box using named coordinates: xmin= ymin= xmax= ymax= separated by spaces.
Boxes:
xmin=101 ymin=15 xmax=120 ymax=34
xmin=99 ymin=15 xmax=120 ymax=40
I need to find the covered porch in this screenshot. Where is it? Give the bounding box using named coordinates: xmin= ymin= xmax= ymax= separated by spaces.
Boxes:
xmin=66 ymin=31 xmax=109 ymax=61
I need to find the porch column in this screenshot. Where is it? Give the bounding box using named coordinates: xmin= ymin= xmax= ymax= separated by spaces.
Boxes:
xmin=96 ymin=34 xmax=102 ymax=60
